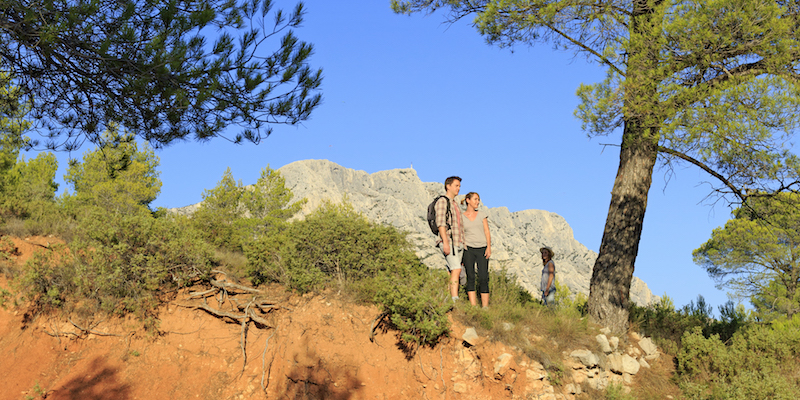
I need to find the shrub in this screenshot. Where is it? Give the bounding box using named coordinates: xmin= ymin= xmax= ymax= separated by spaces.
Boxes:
xmin=245 ymin=200 xmax=449 ymax=346
xmin=676 ymin=323 xmax=800 ymax=400
xmin=18 ymin=209 xmax=215 ymax=320
xmin=630 ymin=295 xmax=752 ymax=354
xmin=374 ymin=266 xmax=451 ymax=346
xmin=245 ymin=201 xmax=418 ymax=291
xmin=16 ymin=244 xmax=74 ymax=311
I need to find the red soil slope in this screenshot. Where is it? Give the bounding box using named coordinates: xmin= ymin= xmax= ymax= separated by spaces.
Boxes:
xmin=0 ymin=236 xmax=565 ymax=400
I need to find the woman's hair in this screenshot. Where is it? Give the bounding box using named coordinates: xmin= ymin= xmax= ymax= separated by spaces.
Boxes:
xmin=461 ymin=192 xmax=479 ymax=206
xmin=540 ymin=247 xmax=554 ymax=261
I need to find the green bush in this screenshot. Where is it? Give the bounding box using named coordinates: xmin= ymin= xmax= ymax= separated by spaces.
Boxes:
xmin=18 ymin=209 xmax=216 ymax=320
xmin=374 ymin=266 xmax=451 ymax=346
xmin=630 ymin=295 xmax=752 ymax=355
xmin=245 ymin=201 xmax=418 ymax=291
xmin=676 ymin=322 xmax=800 ymax=400
xmin=16 ymin=244 xmax=74 ymax=311
xmin=245 ymin=200 xmax=450 ymax=346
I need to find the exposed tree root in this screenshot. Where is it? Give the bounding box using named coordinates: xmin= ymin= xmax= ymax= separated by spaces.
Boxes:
xmin=174 ymin=272 xmax=279 ymax=377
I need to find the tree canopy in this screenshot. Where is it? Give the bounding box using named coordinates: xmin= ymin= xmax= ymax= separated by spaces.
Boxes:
xmin=392 ymin=0 xmax=800 ymax=331
xmin=0 ymin=0 xmax=323 ymax=150
xmin=191 ymin=165 xmax=304 ymax=251
xmin=694 ymin=193 xmax=800 ymax=319
xmin=63 ymin=127 xmax=162 ymax=215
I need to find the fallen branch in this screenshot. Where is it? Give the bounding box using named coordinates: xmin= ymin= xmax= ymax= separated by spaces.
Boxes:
xmin=210 ymin=278 xmax=262 ymax=294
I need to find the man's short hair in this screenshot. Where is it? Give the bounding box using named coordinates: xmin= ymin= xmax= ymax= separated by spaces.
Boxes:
xmin=444 ymin=176 xmax=461 ymax=190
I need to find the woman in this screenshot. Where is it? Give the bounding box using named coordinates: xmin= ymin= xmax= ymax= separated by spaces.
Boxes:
xmin=540 ymin=246 xmax=556 ymax=306
xmin=461 ymin=192 xmax=491 ymax=308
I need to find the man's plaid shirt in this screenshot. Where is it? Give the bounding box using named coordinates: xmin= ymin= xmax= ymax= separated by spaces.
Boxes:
xmin=434 ymin=196 xmax=464 ymax=249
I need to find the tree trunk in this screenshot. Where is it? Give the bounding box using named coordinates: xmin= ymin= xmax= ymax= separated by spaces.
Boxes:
xmin=588 ymin=121 xmax=659 ymax=333
xmin=587 ymin=0 xmax=662 ymax=334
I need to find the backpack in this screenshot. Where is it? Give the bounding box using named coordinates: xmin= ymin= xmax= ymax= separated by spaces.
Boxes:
xmin=426 ymin=195 xmax=450 ymax=236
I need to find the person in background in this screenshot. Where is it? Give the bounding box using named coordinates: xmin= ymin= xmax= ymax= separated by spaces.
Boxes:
xmin=540 ymin=246 xmax=556 ymax=306
xmin=461 ymin=192 xmax=491 ymax=308
xmin=435 ymin=176 xmax=465 ymax=302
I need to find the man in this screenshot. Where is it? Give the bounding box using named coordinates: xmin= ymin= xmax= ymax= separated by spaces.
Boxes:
xmin=435 ymin=176 xmax=465 ymax=302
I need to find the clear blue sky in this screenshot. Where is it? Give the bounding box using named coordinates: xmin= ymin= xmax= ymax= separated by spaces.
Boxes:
xmin=42 ymin=0 xmax=736 ymax=311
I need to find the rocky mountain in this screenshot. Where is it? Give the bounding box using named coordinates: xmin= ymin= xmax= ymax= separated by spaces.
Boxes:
xmin=175 ymin=159 xmax=656 ymax=305
xmin=276 ymin=160 xmax=656 ymax=305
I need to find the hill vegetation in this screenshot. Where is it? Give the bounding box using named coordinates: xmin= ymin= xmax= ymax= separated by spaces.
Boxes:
xmin=1 ymin=128 xmax=799 ymax=399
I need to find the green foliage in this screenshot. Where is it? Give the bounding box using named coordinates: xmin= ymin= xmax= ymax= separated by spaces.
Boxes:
xmin=245 ymin=201 xmax=416 ymax=291
xmin=694 ymin=192 xmax=800 ymax=319
xmin=63 ymin=128 xmax=161 ymax=216
xmin=630 ymin=295 xmax=753 ymax=355
xmin=676 ymin=323 xmax=800 ymax=400
xmin=374 ymin=267 xmax=452 ymax=346
xmin=245 ymin=200 xmax=449 ymax=346
xmin=0 ymin=71 xmax=29 ymax=175
xmin=1 ymin=0 xmax=323 ymax=149
xmin=17 ymin=244 xmax=72 ymax=311
xmin=18 ymin=210 xmax=216 ymax=319
xmin=192 ymin=166 xmax=304 ymax=251
xmin=1 ymin=152 xmax=60 ymax=220
xmin=0 ymin=74 xmax=59 ymax=221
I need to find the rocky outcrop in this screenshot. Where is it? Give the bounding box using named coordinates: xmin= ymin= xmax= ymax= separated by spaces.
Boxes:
xmin=173 ymin=159 xmax=656 ymax=305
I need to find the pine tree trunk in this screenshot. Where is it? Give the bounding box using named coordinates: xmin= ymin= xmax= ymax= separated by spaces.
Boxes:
xmin=587 ymin=0 xmax=662 ymax=333
xmin=587 ymin=121 xmax=659 ymax=333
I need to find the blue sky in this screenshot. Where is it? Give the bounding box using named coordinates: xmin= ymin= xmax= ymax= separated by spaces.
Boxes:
xmin=41 ymin=0 xmax=736 ymax=311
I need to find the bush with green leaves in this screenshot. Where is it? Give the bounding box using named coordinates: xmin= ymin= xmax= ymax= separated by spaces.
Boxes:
xmin=18 ymin=209 xmax=216 ymax=320
xmin=245 ymin=201 xmax=418 ymax=291
xmin=245 ymin=200 xmax=450 ymax=345
xmin=630 ymin=295 xmax=753 ymax=355
xmin=191 ymin=166 xmax=305 ymax=251
xmin=676 ymin=319 xmax=800 ymax=400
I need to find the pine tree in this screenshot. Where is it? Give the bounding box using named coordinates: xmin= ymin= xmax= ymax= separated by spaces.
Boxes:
xmin=393 ymin=0 xmax=800 ymax=331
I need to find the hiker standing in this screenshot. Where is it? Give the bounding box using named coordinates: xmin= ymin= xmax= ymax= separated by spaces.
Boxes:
xmin=461 ymin=192 xmax=491 ymax=308
xmin=540 ymin=246 xmax=556 ymax=306
xmin=435 ymin=176 xmax=465 ymax=302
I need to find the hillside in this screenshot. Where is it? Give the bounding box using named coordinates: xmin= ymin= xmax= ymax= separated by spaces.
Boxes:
xmin=0 ymin=236 xmax=674 ymax=400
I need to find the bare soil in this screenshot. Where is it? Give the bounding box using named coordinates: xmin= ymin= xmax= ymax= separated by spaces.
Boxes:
xmin=0 ymin=236 xmax=556 ymax=400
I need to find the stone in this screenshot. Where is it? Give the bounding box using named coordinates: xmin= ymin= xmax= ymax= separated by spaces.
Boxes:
xmin=526 ymin=367 xmax=546 ymax=381
xmin=564 ymin=383 xmax=582 ymax=395
xmin=638 ymin=337 xmax=658 ymax=356
xmin=462 ymin=327 xmax=484 ymax=347
xmin=606 ymin=353 xmax=639 ymax=375
xmin=569 ymin=349 xmax=599 ymax=368
xmin=452 ymin=382 xmax=467 ymax=393
xmin=639 ymin=357 xmax=651 ymax=369
xmin=596 ymin=334 xmax=612 ymax=353
xmin=621 ymin=354 xmax=641 ymax=375
xmin=494 ymin=353 xmax=514 ymax=375
xmin=608 ymin=336 xmax=619 ymax=351
xmin=600 ymin=327 xmax=611 ymax=335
